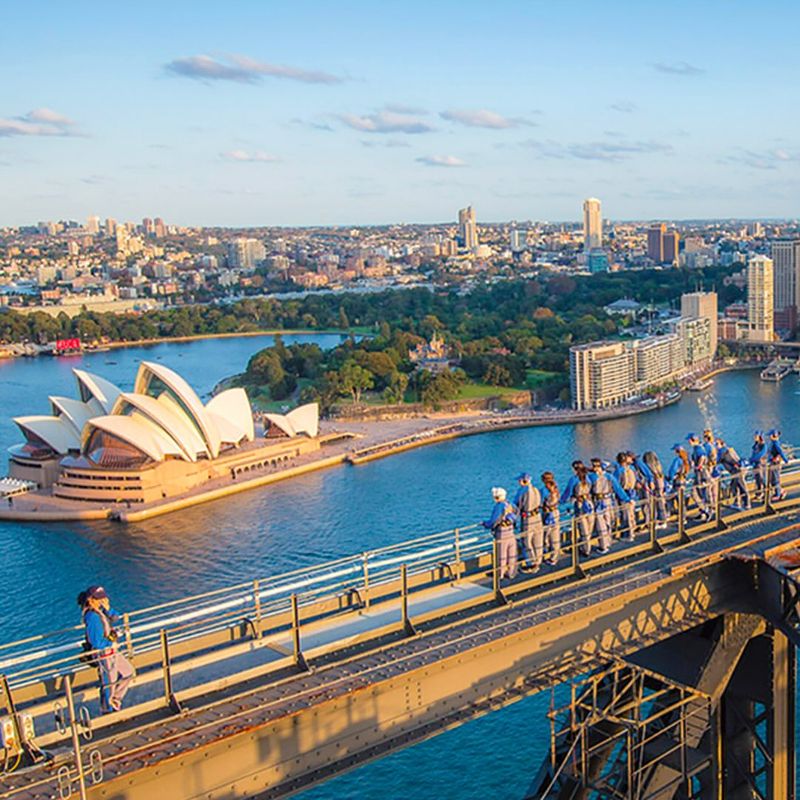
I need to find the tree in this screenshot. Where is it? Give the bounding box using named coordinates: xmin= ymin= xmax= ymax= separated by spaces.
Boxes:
xmin=483 ymin=363 xmax=513 ymax=387
xmin=338 ymin=306 xmax=350 ymax=330
xmin=382 ymin=371 xmax=409 ymax=404
xmin=338 ymin=362 xmax=374 ymax=403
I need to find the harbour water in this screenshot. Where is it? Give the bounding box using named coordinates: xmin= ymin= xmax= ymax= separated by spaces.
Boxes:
xmin=0 ymin=336 xmax=796 ymax=798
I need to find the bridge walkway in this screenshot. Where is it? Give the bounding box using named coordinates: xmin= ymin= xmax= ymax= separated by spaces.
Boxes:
xmin=3 ymin=467 xmax=800 ymax=799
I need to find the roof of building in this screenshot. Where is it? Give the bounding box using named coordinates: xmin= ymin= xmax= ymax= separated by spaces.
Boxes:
xmin=13 ymin=365 xmax=318 ymax=467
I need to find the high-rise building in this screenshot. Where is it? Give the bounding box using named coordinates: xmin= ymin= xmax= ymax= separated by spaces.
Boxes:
xmin=154 ymin=217 xmax=166 ymax=238
xmin=142 ymin=218 xmax=154 ymax=237
xmin=674 ymin=317 xmax=712 ymax=367
xmin=458 ymin=206 xmax=478 ymax=250
xmin=105 ymin=218 xmax=117 ymax=237
xmin=582 ymin=198 xmax=602 ymax=252
xmin=770 ymin=239 xmax=800 ymax=331
xmin=227 ymin=238 xmax=266 ymax=271
xmin=747 ymin=254 xmax=774 ymax=342
xmin=647 ymin=224 xmax=666 ymax=262
xmin=86 ymin=215 xmax=100 ymax=235
xmin=510 ymin=228 xmax=527 ymax=253
xmin=681 ymin=291 xmax=718 ymax=359
xmin=662 ymin=231 xmax=679 ymax=265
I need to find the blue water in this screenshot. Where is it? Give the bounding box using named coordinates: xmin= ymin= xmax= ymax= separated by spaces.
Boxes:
xmin=0 ymin=340 xmax=796 ymax=799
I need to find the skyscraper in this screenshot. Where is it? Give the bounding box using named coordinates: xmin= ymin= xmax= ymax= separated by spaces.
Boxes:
xmin=647 ymin=224 xmax=666 ymax=262
xmin=86 ymin=215 xmax=100 ymax=235
xmin=770 ymin=239 xmax=800 ymax=331
xmin=662 ymin=231 xmax=680 ymax=265
xmin=681 ymin=291 xmax=718 ymax=359
xmin=582 ymin=198 xmax=602 ymax=252
xmin=747 ymin=254 xmax=774 ymax=342
xmin=458 ymin=206 xmax=478 ymax=250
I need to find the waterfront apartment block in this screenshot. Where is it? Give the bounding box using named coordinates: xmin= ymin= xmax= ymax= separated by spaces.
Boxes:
xmin=570 ymin=341 xmax=635 ymax=411
xmin=570 ymin=315 xmax=711 ymax=410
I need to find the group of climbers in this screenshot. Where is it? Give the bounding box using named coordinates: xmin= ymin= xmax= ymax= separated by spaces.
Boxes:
xmin=483 ymin=428 xmax=790 ymax=581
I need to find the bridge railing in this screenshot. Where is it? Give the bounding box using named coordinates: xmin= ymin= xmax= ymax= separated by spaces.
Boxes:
xmin=1 ymin=459 xmax=799 ymax=718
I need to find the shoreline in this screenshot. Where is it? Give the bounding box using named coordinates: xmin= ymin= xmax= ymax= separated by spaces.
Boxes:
xmin=0 ymin=362 xmax=764 ymax=525
xmin=99 ymin=327 xmax=358 ymax=351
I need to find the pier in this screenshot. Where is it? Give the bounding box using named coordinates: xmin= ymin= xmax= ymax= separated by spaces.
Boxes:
xmin=2 ymin=463 xmax=800 ymax=798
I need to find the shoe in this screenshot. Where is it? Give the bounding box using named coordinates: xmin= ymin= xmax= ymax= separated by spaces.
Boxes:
xmin=599 ymin=547 xmax=610 ymax=554
xmin=110 ymin=699 xmax=122 ymax=712
xmin=656 ymin=523 xmax=667 ymax=530
xmin=775 ymin=492 xmax=786 ymax=501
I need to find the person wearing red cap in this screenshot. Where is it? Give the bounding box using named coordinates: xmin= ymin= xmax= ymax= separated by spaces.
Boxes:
xmin=79 ymin=586 xmax=134 ymax=713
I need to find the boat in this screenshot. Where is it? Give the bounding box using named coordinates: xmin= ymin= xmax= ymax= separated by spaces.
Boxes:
xmin=760 ymin=359 xmax=793 ymax=382
xmin=688 ymin=378 xmax=713 ymax=392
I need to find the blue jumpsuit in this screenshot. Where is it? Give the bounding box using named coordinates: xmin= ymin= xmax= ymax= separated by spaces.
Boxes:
xmin=483 ymin=500 xmax=518 ymax=579
xmin=561 ymin=476 xmax=594 ymax=555
xmin=588 ymin=471 xmax=629 ymax=551
xmin=514 ymin=483 xmax=544 ymax=568
xmin=767 ymin=438 xmax=789 ymax=498
xmin=750 ymin=439 xmax=767 ymax=497
xmin=84 ymin=607 xmax=134 ymax=713
xmin=613 ymin=463 xmax=638 ymax=539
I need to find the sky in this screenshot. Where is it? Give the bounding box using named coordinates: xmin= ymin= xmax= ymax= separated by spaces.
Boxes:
xmin=2 ymin=0 xmax=800 ymax=227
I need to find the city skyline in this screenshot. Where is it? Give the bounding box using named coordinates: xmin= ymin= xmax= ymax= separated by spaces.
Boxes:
xmin=3 ymin=1 xmax=800 ymax=227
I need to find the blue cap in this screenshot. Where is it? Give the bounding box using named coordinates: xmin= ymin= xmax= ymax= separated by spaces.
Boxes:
xmin=672 ymin=442 xmax=683 ymax=451
xmin=686 ymin=432 xmax=697 ymax=441
xmin=753 ymin=429 xmax=763 ymax=437
xmin=515 ymin=472 xmax=531 ymax=482
xmin=768 ymin=428 xmax=780 ymax=437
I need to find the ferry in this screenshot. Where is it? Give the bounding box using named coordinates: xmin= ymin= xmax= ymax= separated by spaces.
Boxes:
xmin=688 ymin=378 xmax=713 ymax=392
xmin=760 ymin=359 xmax=793 ymax=382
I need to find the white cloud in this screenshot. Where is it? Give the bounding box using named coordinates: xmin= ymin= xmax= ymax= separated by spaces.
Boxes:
xmin=416 ymin=154 xmax=466 ymax=168
xmin=0 ymin=108 xmax=79 ymax=138
xmin=165 ymin=54 xmax=344 ymax=85
xmin=221 ymin=149 xmax=280 ymax=163
xmin=337 ymin=110 xmax=434 ymax=134
xmin=440 ymin=109 xmax=531 ymax=129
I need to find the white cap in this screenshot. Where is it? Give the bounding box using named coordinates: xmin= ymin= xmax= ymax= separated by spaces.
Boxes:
xmin=492 ymin=487 xmax=507 ymax=501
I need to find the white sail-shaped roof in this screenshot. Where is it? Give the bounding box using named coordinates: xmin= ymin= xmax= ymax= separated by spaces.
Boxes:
xmin=206 ymin=389 xmax=255 ymax=443
xmin=286 ymin=403 xmax=319 ymax=438
xmin=112 ymin=393 xmax=209 ymax=462
xmin=14 ymin=416 xmax=80 ymax=454
xmin=134 ymin=362 xmax=222 ymax=458
xmin=262 ymin=403 xmax=319 ymax=439
xmin=49 ymin=396 xmax=95 ymax=438
xmin=73 ymin=370 xmax=122 ymax=414
xmin=83 ymin=415 xmax=185 ymax=463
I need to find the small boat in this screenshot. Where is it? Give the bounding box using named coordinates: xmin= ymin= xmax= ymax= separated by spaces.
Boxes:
xmin=688 ymin=378 xmax=713 ymax=392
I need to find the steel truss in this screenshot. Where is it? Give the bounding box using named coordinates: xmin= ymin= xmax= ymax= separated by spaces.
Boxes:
xmin=527 ymin=615 xmax=796 ymax=800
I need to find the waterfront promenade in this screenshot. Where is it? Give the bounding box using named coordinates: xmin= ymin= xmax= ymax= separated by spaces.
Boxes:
xmin=0 ymin=391 xmax=680 ymax=523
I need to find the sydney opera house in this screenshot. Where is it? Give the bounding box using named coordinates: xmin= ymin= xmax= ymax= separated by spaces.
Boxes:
xmin=8 ymin=362 xmax=321 ymax=505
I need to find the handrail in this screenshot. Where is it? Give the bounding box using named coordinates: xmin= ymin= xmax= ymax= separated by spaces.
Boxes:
xmin=1 ymin=459 xmax=799 ymax=693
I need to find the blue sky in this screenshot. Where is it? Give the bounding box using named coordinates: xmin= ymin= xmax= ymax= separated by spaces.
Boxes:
xmin=2 ymin=0 xmax=799 ymax=227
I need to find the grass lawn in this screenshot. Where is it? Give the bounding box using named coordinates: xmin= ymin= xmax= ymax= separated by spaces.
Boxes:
xmin=525 ymin=369 xmax=560 ymax=389
xmin=456 ymin=382 xmax=522 ymax=399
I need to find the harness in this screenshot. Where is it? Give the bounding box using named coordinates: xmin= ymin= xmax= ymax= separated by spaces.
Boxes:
xmin=592 ymin=474 xmax=612 ymax=509
xmin=572 ymin=480 xmax=592 ymax=514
